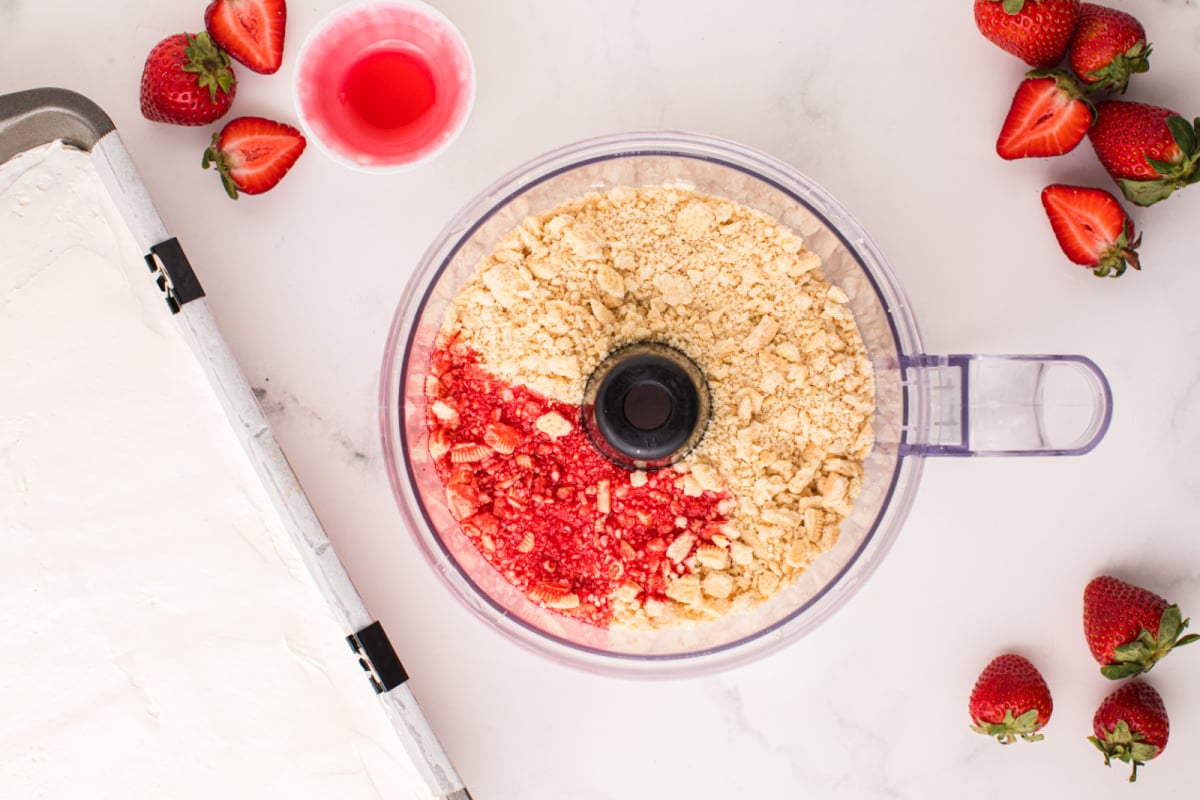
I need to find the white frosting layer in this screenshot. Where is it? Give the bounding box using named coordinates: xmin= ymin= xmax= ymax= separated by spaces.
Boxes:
xmin=0 ymin=142 xmax=431 ymax=799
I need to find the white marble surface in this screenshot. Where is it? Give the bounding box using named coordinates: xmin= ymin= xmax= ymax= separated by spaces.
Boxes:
xmin=4 ymin=1 xmax=1200 ymax=797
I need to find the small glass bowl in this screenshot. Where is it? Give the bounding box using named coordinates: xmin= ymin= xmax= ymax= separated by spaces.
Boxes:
xmin=293 ymin=0 xmax=475 ymax=173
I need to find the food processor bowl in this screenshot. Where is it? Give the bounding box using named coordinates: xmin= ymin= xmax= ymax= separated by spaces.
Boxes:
xmin=380 ymin=131 xmax=1111 ymax=677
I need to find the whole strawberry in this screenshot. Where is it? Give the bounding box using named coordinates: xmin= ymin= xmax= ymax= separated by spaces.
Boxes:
xmin=1088 ymin=101 xmax=1200 ymax=206
xmin=1088 ymin=681 xmax=1169 ymax=782
xmin=1068 ymin=3 xmax=1151 ymax=94
xmin=1083 ymin=576 xmax=1198 ymax=679
xmin=140 ymin=32 xmax=237 ymax=126
xmin=968 ymin=653 xmax=1053 ymax=744
xmin=974 ymin=0 xmax=1081 ymax=68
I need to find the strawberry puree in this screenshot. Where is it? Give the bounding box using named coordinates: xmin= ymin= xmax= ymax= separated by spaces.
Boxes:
xmin=427 ymin=339 xmax=729 ymax=627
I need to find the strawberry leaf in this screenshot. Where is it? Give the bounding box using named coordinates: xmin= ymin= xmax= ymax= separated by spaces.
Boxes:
xmin=1102 ymin=604 xmax=1198 ymax=676
xmin=202 ymin=132 xmax=242 ymax=200
xmin=1083 ymin=43 xmax=1152 ymax=95
xmin=1154 ymin=604 xmax=1197 ymax=656
xmin=1092 ymin=718 xmax=1153 ymax=779
xmin=1013 ymin=709 xmax=1040 ymax=731
xmin=1167 ymin=114 xmax=1198 ymax=156
xmin=1126 ymin=41 xmax=1151 ymax=66
xmin=1002 ymin=0 xmax=1026 ymax=14
xmin=1129 ymin=742 xmax=1160 ymax=761
xmin=1117 ymin=116 xmax=1200 ymax=205
xmin=1117 ymin=176 xmax=1183 ymax=207
xmin=1111 ymin=719 xmax=1135 ymax=742
xmin=1145 ymin=156 xmax=1177 ymax=173
xmin=1100 ymin=662 xmax=1145 ymax=680
xmin=1156 ymin=605 xmax=1182 ymax=647
xmin=1126 ymin=742 xmax=1160 ymax=782
xmin=970 ymin=708 xmax=1045 ymax=745
xmin=182 ymin=32 xmax=237 ymax=103
xmin=1113 ymin=637 xmax=1152 ymax=662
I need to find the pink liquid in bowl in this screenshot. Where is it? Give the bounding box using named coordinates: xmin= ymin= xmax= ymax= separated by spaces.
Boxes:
xmin=295 ymin=2 xmax=474 ymax=170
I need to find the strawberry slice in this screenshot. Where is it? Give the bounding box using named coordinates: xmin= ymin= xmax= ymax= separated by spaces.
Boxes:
xmin=205 ymin=0 xmax=286 ymax=74
xmin=1040 ymin=184 xmax=1141 ymax=277
xmin=202 ymin=116 xmax=306 ymax=199
xmin=997 ymin=71 xmax=1093 ymax=160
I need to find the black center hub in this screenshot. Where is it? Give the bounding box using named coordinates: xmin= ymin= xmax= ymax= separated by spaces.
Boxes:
xmin=581 ymin=342 xmax=710 ymax=470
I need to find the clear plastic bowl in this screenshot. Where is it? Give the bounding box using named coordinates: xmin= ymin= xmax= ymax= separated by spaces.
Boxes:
xmin=379 ymin=131 xmax=1110 ymax=677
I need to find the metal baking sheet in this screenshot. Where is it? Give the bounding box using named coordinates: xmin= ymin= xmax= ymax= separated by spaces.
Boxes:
xmin=0 ymin=86 xmax=469 ymax=800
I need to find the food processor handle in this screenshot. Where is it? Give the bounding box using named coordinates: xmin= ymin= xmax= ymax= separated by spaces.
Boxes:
xmin=899 ymin=354 xmax=1113 ymax=457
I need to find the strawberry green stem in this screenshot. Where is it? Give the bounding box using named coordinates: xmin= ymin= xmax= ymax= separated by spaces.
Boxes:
xmin=1101 ymin=604 xmax=1199 ymax=678
xmin=1092 ymin=231 xmax=1141 ymax=279
xmin=1118 ymin=116 xmax=1200 ymax=207
xmin=970 ymin=708 xmax=1045 ymax=745
xmin=1088 ymin=720 xmax=1160 ymax=782
xmin=1027 ymin=68 xmax=1091 ymax=104
xmin=182 ymin=32 xmax=236 ymax=103
xmin=201 ymin=135 xmax=242 ymax=200
xmin=1082 ymin=42 xmax=1151 ymax=96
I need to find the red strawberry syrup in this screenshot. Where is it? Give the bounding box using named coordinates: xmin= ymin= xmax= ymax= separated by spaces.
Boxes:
xmin=340 ymin=45 xmax=437 ymax=132
xmin=427 ymin=339 xmax=730 ymax=627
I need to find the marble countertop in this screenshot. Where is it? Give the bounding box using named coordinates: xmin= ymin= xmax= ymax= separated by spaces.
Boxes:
xmin=4 ymin=1 xmax=1200 ymax=797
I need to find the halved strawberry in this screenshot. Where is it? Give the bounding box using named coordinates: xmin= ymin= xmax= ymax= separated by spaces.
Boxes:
xmin=997 ymin=70 xmax=1093 ymax=159
xmin=201 ymin=116 xmax=306 ymax=199
xmin=1040 ymin=184 xmax=1141 ymax=277
xmin=205 ymin=0 xmax=286 ymax=75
